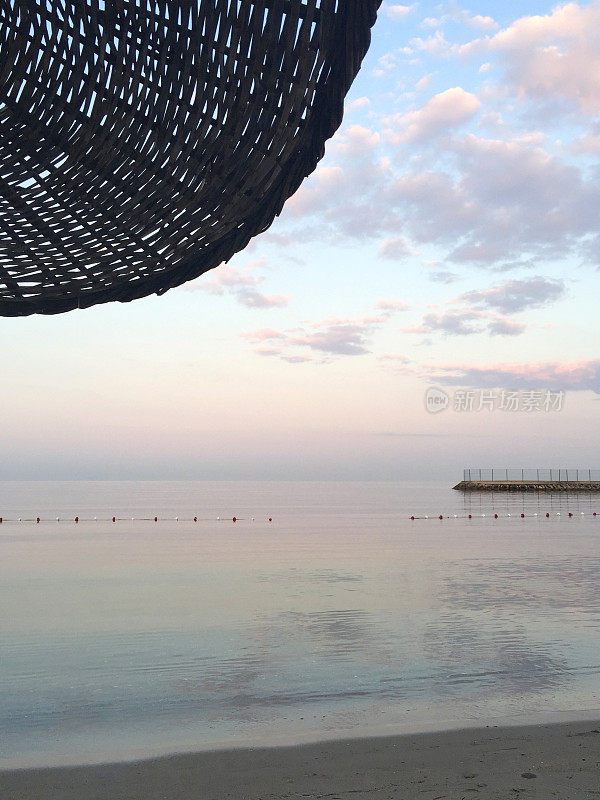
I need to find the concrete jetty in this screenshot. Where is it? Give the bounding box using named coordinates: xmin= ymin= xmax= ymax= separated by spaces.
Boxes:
xmin=454 ymin=480 xmax=600 ymax=492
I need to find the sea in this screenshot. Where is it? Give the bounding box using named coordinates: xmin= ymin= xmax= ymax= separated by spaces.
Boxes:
xmin=1 ymin=480 xmax=600 ymax=768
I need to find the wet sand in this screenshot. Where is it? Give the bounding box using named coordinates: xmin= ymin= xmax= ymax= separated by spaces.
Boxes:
xmin=1 ymin=720 xmax=599 ymax=799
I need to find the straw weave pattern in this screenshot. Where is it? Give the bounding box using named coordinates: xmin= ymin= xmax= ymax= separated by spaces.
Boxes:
xmin=0 ymin=0 xmax=381 ymax=315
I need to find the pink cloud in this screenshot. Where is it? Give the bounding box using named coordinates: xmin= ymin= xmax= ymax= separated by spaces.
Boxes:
xmin=184 ymin=263 xmax=288 ymax=309
xmin=426 ymin=358 xmax=600 ymax=392
xmin=400 ymin=305 xmax=528 ymax=338
xmin=242 ymin=308 xmax=401 ymax=361
xmin=375 ymin=299 xmax=411 ymax=313
xmin=334 ymin=125 xmax=380 ymax=156
xmin=459 ymin=2 xmax=600 ymax=113
xmin=455 ymin=276 xmax=565 ymax=313
xmin=242 ymin=328 xmax=286 ymax=342
xmin=236 ymin=290 xmax=289 ymax=308
xmin=385 ymin=88 xmax=481 ymax=144
xmin=378 ymin=237 xmax=413 ymax=260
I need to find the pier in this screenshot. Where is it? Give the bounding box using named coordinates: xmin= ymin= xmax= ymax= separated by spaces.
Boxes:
xmin=454 ymin=469 xmax=600 ymax=492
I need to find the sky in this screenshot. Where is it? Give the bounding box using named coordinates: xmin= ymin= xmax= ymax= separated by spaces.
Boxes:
xmin=2 ymin=0 xmax=599 ymax=481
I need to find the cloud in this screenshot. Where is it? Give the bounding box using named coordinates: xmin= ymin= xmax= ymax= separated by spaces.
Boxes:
xmin=415 ymin=73 xmax=433 ymax=92
xmin=385 ymin=88 xmax=481 ymax=144
xmin=282 ymin=127 xmax=600 ymax=268
xmin=374 ymin=52 xmax=399 ymax=76
xmin=236 ymin=290 xmax=289 ymax=308
xmin=389 ymin=134 xmax=600 ymax=266
xmin=375 ymin=299 xmax=411 ymax=313
xmin=429 ymin=270 xmax=458 ymax=284
xmin=199 ymin=263 xmax=260 ymax=294
xmin=284 ymin=158 xmax=402 ymax=241
xmin=384 ymin=3 xmax=416 ymax=21
xmin=467 ymin=14 xmax=499 ymax=31
xmin=281 ymin=354 xmax=314 ymax=364
xmin=486 ymin=317 xmax=527 ymax=336
xmin=401 ymin=308 xmax=484 ymax=335
xmin=423 ymin=8 xmax=499 ymax=31
xmin=278 ymin=47 xmax=600 ymax=272
xmin=424 ymin=358 xmax=600 ymax=393
xmin=243 ymin=308 xmax=402 ymax=361
xmin=285 ymin=166 xmax=345 ymax=217
xmin=188 ymin=263 xmax=289 ymax=308
xmin=378 ymin=237 xmax=413 ymax=260
xmin=245 ymin=321 xmax=371 ymax=357
xmin=348 ymin=96 xmax=371 ymax=110
xmin=244 ymin=328 xmax=285 ymax=343
xmin=457 ymin=276 xmax=565 ymax=313
xmin=401 ymin=305 xmax=527 ymax=338
xmin=291 ymin=323 xmax=372 ymax=356
xmin=397 ymin=276 xmax=562 ymax=339
xmin=570 ymin=133 xmax=600 ymax=154
xmin=459 ymin=1 xmax=600 ymax=113
xmin=334 ymin=125 xmax=380 ymax=156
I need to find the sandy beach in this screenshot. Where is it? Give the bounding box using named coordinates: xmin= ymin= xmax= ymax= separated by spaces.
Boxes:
xmin=2 ymin=720 xmax=599 ymax=800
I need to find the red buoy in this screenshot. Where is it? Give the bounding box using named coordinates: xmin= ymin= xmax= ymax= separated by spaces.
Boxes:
xmin=568 ymin=512 xmax=573 ymax=517
xmin=194 ymin=516 xmax=197 ymax=522
xmin=521 ymin=513 xmax=525 ymax=518
xmin=494 ymin=513 xmax=498 ymax=519
xmin=546 ymin=513 xmax=550 ymax=517
xmin=268 ymin=517 xmax=272 ymax=522
xmin=411 ymin=516 xmax=415 ymax=520
xmin=112 ymin=516 xmax=116 ymax=523
xmin=468 ymin=514 xmax=472 ymax=519
xmin=439 ymin=515 xmax=443 ymax=520
xmin=154 ymin=516 xmax=158 ymax=522
xmin=594 ymin=512 xmax=597 ymax=516
xmin=233 ymin=516 xmax=236 ymax=522
xmin=36 ymin=517 xmax=40 ymax=523
xmin=75 ymin=516 xmax=79 ymax=523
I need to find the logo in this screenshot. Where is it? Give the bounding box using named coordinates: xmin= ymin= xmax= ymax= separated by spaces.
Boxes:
xmin=425 ymin=386 xmax=449 ymax=414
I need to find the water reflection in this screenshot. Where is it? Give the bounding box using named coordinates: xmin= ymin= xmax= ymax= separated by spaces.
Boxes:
xmin=461 ymin=490 xmax=600 ymax=515
xmin=439 ymin=557 xmax=600 ymax=613
xmin=2 ymin=480 xmax=600 ymax=768
xmin=423 ymin=613 xmax=569 ymax=694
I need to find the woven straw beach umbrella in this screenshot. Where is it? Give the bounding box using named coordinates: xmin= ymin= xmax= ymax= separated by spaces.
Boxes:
xmin=0 ymin=1 xmax=381 ymax=316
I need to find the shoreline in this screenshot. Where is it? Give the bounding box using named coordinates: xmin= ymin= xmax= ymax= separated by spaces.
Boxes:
xmin=2 ymin=719 xmax=599 ymax=799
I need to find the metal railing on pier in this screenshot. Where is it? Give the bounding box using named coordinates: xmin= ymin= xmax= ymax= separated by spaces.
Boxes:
xmin=462 ymin=469 xmax=600 ymax=482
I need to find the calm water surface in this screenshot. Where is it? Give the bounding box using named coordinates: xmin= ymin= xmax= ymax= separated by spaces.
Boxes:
xmin=1 ymin=480 xmax=600 ymax=767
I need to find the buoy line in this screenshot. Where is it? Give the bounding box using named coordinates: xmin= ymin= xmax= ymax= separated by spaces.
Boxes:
xmin=0 ymin=516 xmax=274 ymax=524
xmin=409 ymin=512 xmax=598 ymax=520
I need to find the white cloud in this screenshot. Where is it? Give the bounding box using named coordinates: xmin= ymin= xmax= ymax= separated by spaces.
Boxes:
xmin=459 ymin=1 xmax=600 ymax=113
xmin=423 ymin=7 xmax=499 ymax=31
xmin=348 ymin=96 xmax=371 ymax=110
xmin=375 ymin=52 xmax=398 ymax=75
xmin=334 ymin=125 xmax=380 ymax=156
xmin=411 ymin=30 xmax=451 ymax=56
xmin=466 ymin=14 xmax=499 ymax=32
xmin=378 ymin=237 xmax=413 ymax=260
xmin=384 ymin=3 xmax=416 ymax=21
xmin=415 ymin=73 xmax=433 ymax=92
xmin=385 ymin=87 xmax=481 ymax=144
